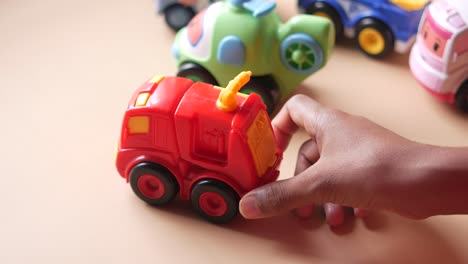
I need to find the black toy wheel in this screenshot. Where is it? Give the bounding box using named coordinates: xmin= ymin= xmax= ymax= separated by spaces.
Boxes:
xmin=191 ymin=179 xmax=239 ymax=224
xmin=306 ymin=1 xmax=342 ymax=39
xmin=355 ymin=18 xmax=394 ymax=59
xmin=177 ymin=62 xmax=219 ymax=85
xmin=455 ymin=80 xmax=468 ymax=113
xmin=240 ymin=76 xmax=278 ymax=115
xmin=164 ymin=4 xmax=195 ymax=32
xmin=129 ymin=162 xmax=179 ymax=206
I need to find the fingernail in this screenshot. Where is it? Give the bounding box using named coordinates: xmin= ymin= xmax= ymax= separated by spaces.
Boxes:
xmin=295 ymin=205 xmax=314 ymax=219
xmin=239 ymin=196 xmax=261 ymax=219
xmin=324 ymin=203 xmax=345 ymax=227
xmin=354 ymin=208 xmax=369 ymax=218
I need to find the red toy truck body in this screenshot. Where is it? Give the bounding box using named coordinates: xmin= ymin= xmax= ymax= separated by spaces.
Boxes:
xmin=116 ymin=72 xmax=282 ymax=223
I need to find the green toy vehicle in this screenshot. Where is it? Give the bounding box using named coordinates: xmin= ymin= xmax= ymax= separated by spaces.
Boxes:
xmin=172 ymin=0 xmax=335 ymax=113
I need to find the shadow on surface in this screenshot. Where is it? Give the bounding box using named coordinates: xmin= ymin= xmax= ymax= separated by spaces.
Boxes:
xmin=134 ymin=192 xmax=465 ymax=263
xmin=230 ymin=211 xmax=464 ymax=264
xmin=429 ymin=97 xmax=468 ymax=121
xmin=333 ymin=37 xmax=411 ymax=68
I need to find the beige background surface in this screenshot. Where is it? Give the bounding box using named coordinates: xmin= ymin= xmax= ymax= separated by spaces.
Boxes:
xmin=1 ymin=0 xmax=468 ymax=263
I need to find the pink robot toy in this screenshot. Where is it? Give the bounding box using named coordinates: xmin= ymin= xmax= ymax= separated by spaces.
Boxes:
xmin=409 ymin=0 xmax=468 ymax=112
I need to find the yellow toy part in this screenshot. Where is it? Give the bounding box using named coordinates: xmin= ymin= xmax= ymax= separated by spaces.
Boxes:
xmin=148 ymin=75 xmax=165 ymax=84
xmin=358 ymin=28 xmax=385 ymax=55
xmin=128 ymin=116 xmax=149 ymax=134
xmin=312 ymin=11 xmax=332 ymax=20
xmin=247 ymin=111 xmax=277 ymax=176
xmin=135 ymin=93 xmax=150 ymax=107
xmin=390 ymin=0 xmax=430 ymax=11
xmin=216 ymin=71 xmax=252 ymax=112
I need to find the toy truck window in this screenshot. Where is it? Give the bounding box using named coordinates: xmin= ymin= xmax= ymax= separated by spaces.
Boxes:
xmin=128 ymin=116 xmax=149 ymax=134
xmin=154 ymin=117 xmax=169 ymax=149
xmin=135 ymin=93 xmax=150 ymax=107
xmin=247 ymin=111 xmax=276 ymax=177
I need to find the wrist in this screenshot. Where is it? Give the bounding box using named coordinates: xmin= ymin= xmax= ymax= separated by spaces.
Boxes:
xmin=392 ymin=143 xmax=468 ymax=219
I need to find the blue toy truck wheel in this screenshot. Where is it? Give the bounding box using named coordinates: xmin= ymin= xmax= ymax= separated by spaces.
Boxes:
xmin=355 ymin=18 xmax=394 ymax=59
xmin=280 ymin=33 xmax=324 ymax=74
xmin=305 ymin=1 xmax=343 ymax=39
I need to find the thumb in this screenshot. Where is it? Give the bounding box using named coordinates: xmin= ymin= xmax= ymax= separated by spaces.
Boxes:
xmin=239 ymin=169 xmax=327 ymax=219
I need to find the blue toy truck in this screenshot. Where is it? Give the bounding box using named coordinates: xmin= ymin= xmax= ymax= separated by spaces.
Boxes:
xmin=298 ymin=0 xmax=430 ymax=58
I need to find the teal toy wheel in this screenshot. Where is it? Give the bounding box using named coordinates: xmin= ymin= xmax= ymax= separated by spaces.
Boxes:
xmin=280 ymin=33 xmax=324 ymax=74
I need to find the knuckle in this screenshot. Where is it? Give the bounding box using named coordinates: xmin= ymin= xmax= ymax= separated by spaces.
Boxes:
xmin=322 ymin=108 xmax=344 ymax=121
xmin=288 ymin=94 xmax=310 ymax=105
xmin=316 ymin=108 xmax=345 ymax=132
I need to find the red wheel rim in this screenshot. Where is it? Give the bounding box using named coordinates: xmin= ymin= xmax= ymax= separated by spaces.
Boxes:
xmin=137 ymin=174 xmax=165 ymax=199
xmin=199 ymin=192 xmax=228 ymax=217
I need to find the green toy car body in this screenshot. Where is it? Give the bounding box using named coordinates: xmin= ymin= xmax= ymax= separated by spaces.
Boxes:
xmin=172 ymin=0 xmax=335 ymax=113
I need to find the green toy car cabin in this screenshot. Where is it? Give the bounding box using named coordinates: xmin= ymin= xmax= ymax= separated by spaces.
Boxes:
xmin=172 ymin=0 xmax=335 ymax=113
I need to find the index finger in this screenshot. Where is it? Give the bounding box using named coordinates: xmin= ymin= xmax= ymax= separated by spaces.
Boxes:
xmin=271 ymin=95 xmax=323 ymax=150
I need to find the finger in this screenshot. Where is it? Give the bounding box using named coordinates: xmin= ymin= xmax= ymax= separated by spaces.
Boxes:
xmin=271 ymin=95 xmax=324 ymax=151
xmin=295 ymin=139 xmax=320 ymax=176
xmin=324 ymin=203 xmax=345 ymax=227
xmin=354 ymin=208 xmax=369 ymax=218
xmin=295 ymin=205 xmax=315 ymax=219
xmin=239 ymin=165 xmax=323 ymax=219
xmin=291 ymin=140 xmax=320 ymax=219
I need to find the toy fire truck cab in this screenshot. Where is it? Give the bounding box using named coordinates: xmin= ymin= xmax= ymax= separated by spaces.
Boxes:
xmin=116 ymin=72 xmax=283 ymax=224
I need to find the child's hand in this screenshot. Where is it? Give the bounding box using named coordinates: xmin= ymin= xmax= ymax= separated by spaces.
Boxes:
xmin=239 ymin=95 xmax=428 ymax=225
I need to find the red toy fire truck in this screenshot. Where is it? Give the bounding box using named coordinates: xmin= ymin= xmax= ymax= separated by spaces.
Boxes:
xmin=116 ymin=71 xmax=283 ymax=224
